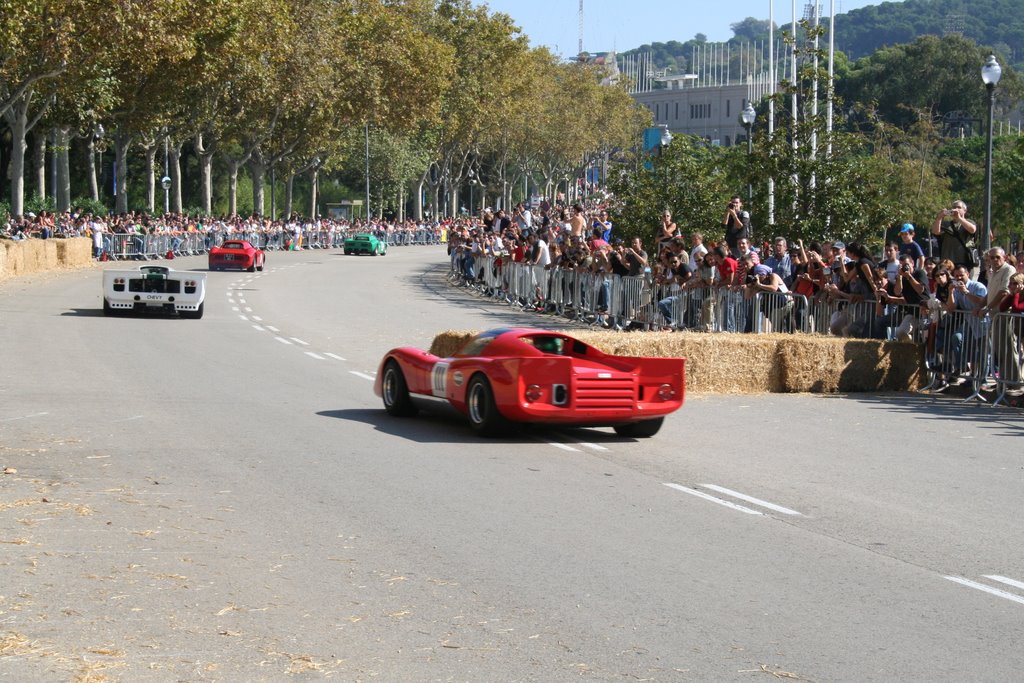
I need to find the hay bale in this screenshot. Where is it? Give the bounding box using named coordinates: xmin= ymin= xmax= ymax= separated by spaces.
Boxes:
xmin=55 ymin=237 xmax=93 ymax=266
xmin=428 ymin=329 xmax=924 ymax=394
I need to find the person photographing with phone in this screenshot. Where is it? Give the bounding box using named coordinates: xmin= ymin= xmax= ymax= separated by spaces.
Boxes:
xmin=931 ymin=200 xmax=979 ymax=277
xmin=722 ymin=195 xmax=750 ymax=258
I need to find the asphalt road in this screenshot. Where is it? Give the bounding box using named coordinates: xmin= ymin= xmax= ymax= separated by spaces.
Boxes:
xmin=1 ymin=246 xmax=1022 ymax=682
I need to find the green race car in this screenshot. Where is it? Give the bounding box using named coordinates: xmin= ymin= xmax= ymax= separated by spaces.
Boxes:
xmin=343 ymin=233 xmax=387 ymax=256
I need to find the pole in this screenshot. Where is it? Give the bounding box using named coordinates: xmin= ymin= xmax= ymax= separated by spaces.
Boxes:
xmin=746 ymin=123 xmax=753 ymax=201
xmin=365 ymin=123 xmax=371 ymax=221
xmin=983 ymin=83 xmax=995 ymax=254
xmin=270 ymin=166 xmax=276 ymax=220
xmin=163 ymin=135 xmax=169 ymax=214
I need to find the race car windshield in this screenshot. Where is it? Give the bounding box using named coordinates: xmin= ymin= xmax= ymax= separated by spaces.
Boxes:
xmin=223 ymin=242 xmax=243 ymax=249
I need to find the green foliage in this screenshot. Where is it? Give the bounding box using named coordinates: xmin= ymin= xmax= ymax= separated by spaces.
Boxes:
xmin=607 ymin=135 xmax=731 ymax=245
xmin=69 ymin=197 xmax=109 ymax=217
xmin=23 ymin=195 xmax=55 ymax=215
xmin=836 ymin=0 xmax=1024 ymax=71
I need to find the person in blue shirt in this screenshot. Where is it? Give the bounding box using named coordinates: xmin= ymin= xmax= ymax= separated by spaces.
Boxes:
xmin=898 ymin=223 xmax=925 ymax=270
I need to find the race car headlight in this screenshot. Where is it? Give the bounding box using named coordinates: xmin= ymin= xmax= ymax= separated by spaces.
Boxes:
xmin=657 ymin=383 xmax=676 ymax=400
xmin=524 ymin=384 xmax=542 ymax=402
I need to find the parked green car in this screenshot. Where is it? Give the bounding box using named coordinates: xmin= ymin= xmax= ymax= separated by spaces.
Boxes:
xmin=343 ymin=233 xmax=387 ymax=256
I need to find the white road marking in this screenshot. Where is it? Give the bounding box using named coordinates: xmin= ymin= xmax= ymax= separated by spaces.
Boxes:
xmin=0 ymin=412 xmax=50 ymax=422
xmin=305 ymin=351 xmax=325 ymax=360
xmin=238 ymin=315 xmax=249 ymax=321
xmin=266 ymin=326 xmax=280 ymax=332
xmin=232 ymin=307 xmax=239 ymax=312
xmin=111 ymin=415 xmax=144 ymax=423
xmin=578 ymin=442 xmax=609 ymax=451
xmin=984 ymin=575 xmax=1024 ymax=591
xmin=546 ymin=441 xmax=580 ymax=452
xmin=350 ymin=371 xmax=375 ymax=381
xmin=290 ymin=338 xmax=309 ymax=346
xmin=244 ymin=307 xmax=253 ymax=313
xmin=700 ymin=484 xmax=803 ymax=516
xmin=945 ymin=576 xmax=1024 ymax=606
xmin=324 ymin=353 xmax=346 ymax=361
xmin=663 ymin=483 xmax=764 ymax=515
xmin=275 ymin=336 xmax=293 ymax=345
xmin=252 ymin=325 xmax=265 ymax=331
xmin=251 ymin=316 xmax=262 ymax=321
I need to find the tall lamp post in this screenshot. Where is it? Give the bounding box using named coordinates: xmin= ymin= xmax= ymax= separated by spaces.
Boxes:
xmin=658 ymin=125 xmax=673 ymax=207
xmin=741 ymin=102 xmax=756 ymax=202
xmin=161 ymin=133 xmax=171 ymax=214
xmin=981 ymin=54 xmax=1001 ymax=255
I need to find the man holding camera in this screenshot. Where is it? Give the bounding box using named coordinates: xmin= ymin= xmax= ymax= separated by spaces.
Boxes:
xmin=931 ymin=200 xmax=978 ymax=274
xmin=722 ymin=195 xmax=750 ymax=258
xmin=876 ymin=253 xmax=930 ymax=341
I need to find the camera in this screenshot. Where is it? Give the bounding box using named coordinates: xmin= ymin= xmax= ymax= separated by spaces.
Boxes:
xmin=901 ymin=264 xmax=911 ymax=273
xmin=745 ymin=274 xmax=758 ymax=285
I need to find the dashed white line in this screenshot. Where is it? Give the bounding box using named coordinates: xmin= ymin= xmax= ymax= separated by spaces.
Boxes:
xmin=945 ymin=576 xmax=1024 ymax=606
xmin=700 ymin=484 xmax=803 ymax=516
xmin=238 ymin=315 xmax=249 ymax=321
xmin=324 ymin=353 xmax=346 ymax=361
xmin=244 ymin=307 xmax=253 ymax=312
xmin=266 ymin=326 xmax=280 ymax=332
xmin=290 ymin=337 xmax=309 ymax=346
xmin=663 ymin=483 xmax=764 ymax=515
xmin=251 ymin=325 xmax=265 ymax=331
xmin=0 ymin=412 xmax=50 ymax=422
xmin=275 ymin=336 xmax=293 ymax=345
xmin=984 ymin=575 xmax=1024 ymax=591
xmin=251 ymin=315 xmax=262 ymax=321
xmin=349 ymin=371 xmax=375 ymax=381
xmin=578 ymin=442 xmax=609 ymax=452
xmin=305 ymin=351 xmax=325 ymax=360
xmin=546 ymin=441 xmax=581 ymax=452
xmin=232 ymin=307 xmax=239 ymax=312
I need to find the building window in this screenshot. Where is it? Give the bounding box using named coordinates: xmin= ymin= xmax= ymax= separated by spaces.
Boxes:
xmin=675 ymin=102 xmax=679 ymax=120
xmin=726 ymin=100 xmax=730 ymax=117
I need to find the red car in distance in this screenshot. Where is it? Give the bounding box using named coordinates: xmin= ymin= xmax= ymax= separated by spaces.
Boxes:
xmin=375 ymin=328 xmax=685 ymax=437
xmin=209 ymin=239 xmax=265 ymax=272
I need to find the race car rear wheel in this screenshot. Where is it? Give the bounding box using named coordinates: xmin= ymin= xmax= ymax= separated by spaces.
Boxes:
xmin=256 ymin=257 xmax=264 ymax=272
xmin=613 ymin=417 xmax=664 ymax=438
xmin=466 ymin=375 xmax=510 ymax=437
xmin=103 ymin=299 xmax=114 ymax=316
xmin=382 ymin=360 xmax=418 ymax=417
xmin=247 ymin=261 xmax=256 ymax=272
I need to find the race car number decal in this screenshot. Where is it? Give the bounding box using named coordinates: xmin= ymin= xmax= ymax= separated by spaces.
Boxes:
xmin=431 ymin=362 xmax=450 ymax=398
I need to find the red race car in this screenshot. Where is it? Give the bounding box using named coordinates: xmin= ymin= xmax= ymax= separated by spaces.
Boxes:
xmin=374 ymin=327 xmax=685 ymax=437
xmin=209 ymin=239 xmax=265 ymax=272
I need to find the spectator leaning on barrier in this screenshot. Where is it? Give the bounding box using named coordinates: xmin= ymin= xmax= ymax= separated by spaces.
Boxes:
xmin=657 ymin=210 xmax=678 ymax=250
xmin=981 ymin=247 xmax=1022 ymax=390
xmin=764 ymin=236 xmax=793 ymax=287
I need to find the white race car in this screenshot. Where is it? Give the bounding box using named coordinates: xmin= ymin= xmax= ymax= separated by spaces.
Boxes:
xmin=102 ymin=265 xmax=206 ymax=318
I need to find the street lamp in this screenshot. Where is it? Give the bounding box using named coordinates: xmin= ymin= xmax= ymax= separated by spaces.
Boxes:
xmin=741 ymin=102 xmax=756 ymax=201
xmin=162 ymin=133 xmax=171 ymax=214
xmin=468 ymin=169 xmax=477 ymax=217
xmin=981 ymin=54 xmax=1001 ymax=254
xmin=659 ymin=124 xmax=673 ymax=151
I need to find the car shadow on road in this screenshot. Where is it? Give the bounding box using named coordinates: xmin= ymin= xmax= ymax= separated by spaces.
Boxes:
xmin=317 ymin=408 xmax=638 ymax=445
xmin=61 ymin=308 xmax=106 ymax=317
xmin=853 ymin=393 xmax=1024 ymax=437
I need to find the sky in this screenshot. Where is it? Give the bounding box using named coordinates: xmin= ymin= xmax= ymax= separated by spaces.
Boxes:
xmin=475 ymin=0 xmax=888 ymax=57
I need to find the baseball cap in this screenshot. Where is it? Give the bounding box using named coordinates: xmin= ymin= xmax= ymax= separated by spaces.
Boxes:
xmin=900 ymin=223 xmax=914 ymax=233
xmin=832 ymin=241 xmax=846 ymax=250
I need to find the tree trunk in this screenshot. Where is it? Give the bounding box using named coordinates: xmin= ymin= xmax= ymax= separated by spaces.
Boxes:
xmin=87 ymin=137 xmax=99 ymax=201
xmin=285 ymin=174 xmax=294 ymax=217
xmin=249 ymin=153 xmax=266 ymax=216
xmin=227 ymin=162 xmax=240 ymax=216
xmin=32 ymin=132 xmax=46 ymax=201
xmin=308 ymin=167 xmax=318 ymax=218
xmin=3 ymin=97 xmax=29 ymax=216
xmin=194 ymin=132 xmax=216 ymax=215
xmin=415 ymin=178 xmax=424 ymax=221
xmin=168 ymin=141 xmax=183 ymax=213
xmin=56 ymin=126 xmax=71 ymax=212
xmin=113 ymin=129 xmax=132 ymax=214
xmin=143 ymin=142 xmax=156 ymax=213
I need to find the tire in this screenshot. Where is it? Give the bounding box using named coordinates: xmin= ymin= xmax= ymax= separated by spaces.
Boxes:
xmin=371 ymin=246 xmax=379 ymax=256
xmin=382 ymin=360 xmax=418 ymax=417
xmin=256 ymin=256 xmax=264 ymax=272
xmin=103 ymin=299 xmax=114 ymax=316
xmin=247 ymin=261 xmax=256 ymax=272
xmin=613 ymin=417 xmax=664 ymax=438
xmin=180 ymin=302 xmax=204 ymax=320
xmin=466 ymin=375 xmax=510 ymax=437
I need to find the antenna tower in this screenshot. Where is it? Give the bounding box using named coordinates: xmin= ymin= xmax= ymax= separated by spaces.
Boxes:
xmin=578 ymin=0 xmax=584 ymax=57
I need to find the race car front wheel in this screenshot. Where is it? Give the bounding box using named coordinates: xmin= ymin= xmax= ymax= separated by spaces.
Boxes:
xmin=179 ymin=302 xmax=204 ymax=320
xmin=382 ymin=360 xmax=418 ymax=417
xmin=613 ymin=417 xmax=664 ymax=438
xmin=467 ymin=375 xmax=510 ymax=437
